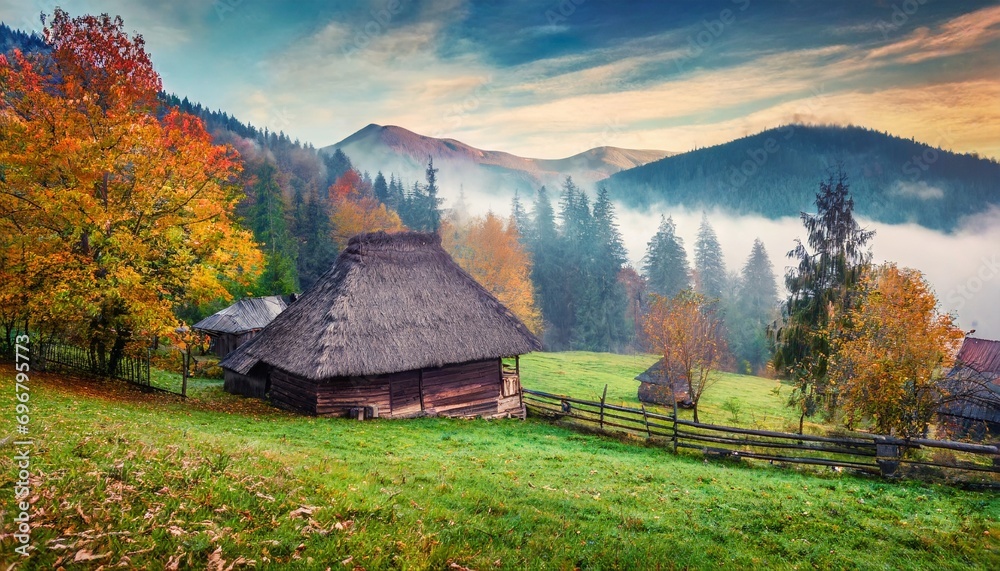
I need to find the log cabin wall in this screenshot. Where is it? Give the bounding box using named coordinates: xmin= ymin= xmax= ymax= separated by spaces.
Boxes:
xmin=269 ymin=358 xmax=525 ymax=419
xmin=269 ymin=367 xmax=319 ymax=415
xmin=421 ymin=359 xmax=502 ymax=418
xmin=223 ymin=362 xmax=269 ymax=398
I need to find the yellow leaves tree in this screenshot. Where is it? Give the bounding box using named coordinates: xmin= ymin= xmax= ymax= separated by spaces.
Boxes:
xmin=0 ymin=10 xmax=262 ymax=369
xmin=328 ymin=169 xmax=404 ymax=250
xmin=829 ymin=264 xmax=964 ymax=437
xmin=441 ymin=212 xmax=542 ymax=335
xmin=641 ymin=290 xmax=728 ymax=423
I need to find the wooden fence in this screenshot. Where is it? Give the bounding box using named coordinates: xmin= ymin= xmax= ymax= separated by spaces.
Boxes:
xmin=523 ymin=388 xmax=1000 ymax=480
xmin=35 ymin=342 xmax=155 ymax=391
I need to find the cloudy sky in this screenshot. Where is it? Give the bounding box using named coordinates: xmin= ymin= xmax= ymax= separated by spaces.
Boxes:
xmin=3 ymin=0 xmax=999 ymax=158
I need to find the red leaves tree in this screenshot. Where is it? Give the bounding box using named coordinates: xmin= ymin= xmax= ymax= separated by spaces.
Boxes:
xmin=0 ymin=9 xmax=262 ymax=369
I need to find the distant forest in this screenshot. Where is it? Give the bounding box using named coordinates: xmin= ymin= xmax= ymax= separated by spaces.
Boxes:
xmin=607 ymin=124 xmax=1000 ymax=231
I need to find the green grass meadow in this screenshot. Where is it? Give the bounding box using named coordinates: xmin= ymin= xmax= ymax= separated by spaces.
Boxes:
xmin=0 ymin=353 xmax=998 ymax=569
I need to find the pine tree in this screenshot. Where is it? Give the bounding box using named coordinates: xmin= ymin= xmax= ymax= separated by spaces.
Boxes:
xmin=773 ymin=170 xmax=875 ymax=431
xmin=529 ymin=186 xmax=559 ymax=347
xmin=424 ymin=157 xmax=441 ymax=232
xmin=726 ymin=239 xmax=778 ymax=373
xmin=694 ymin=214 xmax=727 ymax=301
xmin=246 ymin=162 xmax=298 ymax=294
xmin=643 ymin=216 xmax=691 ymax=298
xmin=511 ymin=191 xmax=530 ymax=241
xmin=373 ymin=171 xmax=389 ymax=205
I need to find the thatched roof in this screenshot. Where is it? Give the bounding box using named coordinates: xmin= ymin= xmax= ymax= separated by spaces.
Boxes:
xmin=636 ymin=358 xmax=689 ymax=394
xmin=221 ymin=231 xmax=541 ymax=380
xmin=192 ymin=296 xmax=288 ymax=335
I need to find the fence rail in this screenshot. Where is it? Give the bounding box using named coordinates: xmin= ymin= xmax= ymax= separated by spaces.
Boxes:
xmin=523 ymin=388 xmax=1000 ymax=480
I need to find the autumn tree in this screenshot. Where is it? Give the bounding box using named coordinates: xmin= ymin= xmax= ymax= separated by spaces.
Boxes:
xmin=772 ymin=170 xmax=874 ymax=432
xmin=441 ymin=212 xmax=541 ymax=334
xmin=642 ymin=290 xmax=728 ymax=422
xmin=829 ymin=264 xmax=963 ymax=437
xmin=0 ymin=10 xmax=262 ymax=371
xmin=328 ymin=168 xmax=405 ymax=250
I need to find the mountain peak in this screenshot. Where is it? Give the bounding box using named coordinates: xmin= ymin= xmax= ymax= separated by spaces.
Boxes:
xmin=325 ymin=125 xmax=674 ymax=191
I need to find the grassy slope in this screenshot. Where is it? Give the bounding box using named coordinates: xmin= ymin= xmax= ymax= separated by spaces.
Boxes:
xmin=0 ymin=360 xmax=998 ymax=570
xmin=520 ymin=352 xmax=804 ymax=431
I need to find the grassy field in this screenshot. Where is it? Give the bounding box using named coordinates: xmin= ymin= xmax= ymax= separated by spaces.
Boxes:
xmin=521 ymin=352 xmax=805 ymax=432
xmin=1 ymin=357 xmax=998 ymax=569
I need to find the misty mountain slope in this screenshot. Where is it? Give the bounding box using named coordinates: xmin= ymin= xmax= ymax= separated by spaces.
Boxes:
xmin=325 ymin=124 xmax=672 ymax=193
xmin=606 ymin=125 xmax=1000 ymax=231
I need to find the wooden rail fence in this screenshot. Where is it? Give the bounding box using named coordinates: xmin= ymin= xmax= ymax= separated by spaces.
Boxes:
xmin=34 ymin=342 xmax=164 ymax=393
xmin=523 ymin=387 xmax=1000 ymax=480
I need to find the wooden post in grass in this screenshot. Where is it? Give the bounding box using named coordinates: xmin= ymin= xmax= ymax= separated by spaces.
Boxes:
xmin=875 ymin=437 xmax=901 ymax=478
xmin=641 ymin=403 xmax=651 ymax=439
xmin=599 ymin=384 xmax=608 ymax=430
xmin=672 ymin=398 xmax=679 ymax=453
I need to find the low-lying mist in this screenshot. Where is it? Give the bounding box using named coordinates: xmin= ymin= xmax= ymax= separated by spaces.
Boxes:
xmin=439 ymin=182 xmax=1000 ymax=340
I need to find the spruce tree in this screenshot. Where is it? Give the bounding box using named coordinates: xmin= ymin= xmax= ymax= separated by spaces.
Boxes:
xmin=727 ymin=239 xmax=778 ymax=373
xmin=694 ymin=214 xmax=727 ymax=301
xmin=643 ymin=216 xmax=691 ymax=298
xmin=372 ymin=171 xmax=389 ymax=205
xmin=773 ymin=170 xmax=875 ymax=431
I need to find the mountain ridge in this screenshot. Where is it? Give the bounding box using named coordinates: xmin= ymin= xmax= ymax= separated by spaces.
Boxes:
xmin=324 ymin=123 xmax=674 ymax=192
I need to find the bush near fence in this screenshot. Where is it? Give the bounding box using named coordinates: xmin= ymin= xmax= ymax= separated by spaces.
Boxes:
xmin=523 ymin=388 xmax=1000 ymax=482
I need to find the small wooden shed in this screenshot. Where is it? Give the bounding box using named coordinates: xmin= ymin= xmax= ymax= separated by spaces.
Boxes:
xmin=192 ymin=295 xmax=289 ymax=359
xmin=220 ymin=231 xmax=541 ymax=419
xmin=635 ymin=358 xmax=693 ymax=408
xmin=938 ymin=337 xmax=1000 ymax=439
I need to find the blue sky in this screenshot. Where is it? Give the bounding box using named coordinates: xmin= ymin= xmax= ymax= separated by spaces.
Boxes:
xmin=2 ymin=0 xmax=999 ymax=158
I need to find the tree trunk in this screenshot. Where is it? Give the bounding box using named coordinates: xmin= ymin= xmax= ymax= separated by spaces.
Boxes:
xmin=693 ymin=403 xmax=699 ymax=424
xmin=799 ymin=411 xmax=805 ymax=435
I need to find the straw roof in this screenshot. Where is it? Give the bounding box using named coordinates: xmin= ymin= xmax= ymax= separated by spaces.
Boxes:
xmin=635 ymin=358 xmax=691 ymax=403
xmin=221 ymin=231 xmax=541 ymax=380
xmin=192 ymin=296 xmax=288 ymax=335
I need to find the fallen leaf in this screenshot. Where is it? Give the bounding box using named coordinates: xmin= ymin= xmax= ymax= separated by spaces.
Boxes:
xmin=74 ymin=549 xmax=110 ymax=562
xmin=289 ymin=506 xmax=316 ymax=519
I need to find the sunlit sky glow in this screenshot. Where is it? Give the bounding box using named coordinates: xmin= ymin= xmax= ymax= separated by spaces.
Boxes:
xmin=3 ymin=0 xmax=999 ymax=158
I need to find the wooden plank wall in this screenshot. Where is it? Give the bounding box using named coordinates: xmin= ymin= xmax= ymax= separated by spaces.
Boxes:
xmin=270 ymin=367 xmax=319 ymax=415
xmin=270 ymin=359 xmax=525 ymax=419
xmin=223 ymin=365 xmax=268 ymax=398
xmin=387 ymin=370 xmax=422 ymax=418
xmin=422 ymin=359 xmax=501 ymax=418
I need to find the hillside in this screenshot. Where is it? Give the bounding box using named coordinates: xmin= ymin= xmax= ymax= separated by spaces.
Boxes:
xmin=606 ymin=124 xmax=1000 ymax=231
xmin=325 ymin=123 xmax=672 ymax=193
xmin=3 ymin=358 xmax=998 ymax=569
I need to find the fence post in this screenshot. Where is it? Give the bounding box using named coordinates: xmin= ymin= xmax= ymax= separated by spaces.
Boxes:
xmin=641 ymin=403 xmax=651 ymax=439
xmin=672 ymin=398 xmax=679 ymax=453
xmin=875 ymin=437 xmax=902 ymax=478
xmin=599 ymin=384 xmax=608 ymax=430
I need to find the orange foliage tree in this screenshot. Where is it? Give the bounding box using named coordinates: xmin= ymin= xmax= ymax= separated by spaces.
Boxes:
xmin=441 ymin=213 xmax=541 ymax=335
xmin=829 ymin=264 xmax=964 ymax=437
xmin=641 ymin=290 xmax=728 ymax=422
xmin=328 ymin=169 xmax=404 ymax=249
xmin=0 ymin=10 xmax=262 ymax=369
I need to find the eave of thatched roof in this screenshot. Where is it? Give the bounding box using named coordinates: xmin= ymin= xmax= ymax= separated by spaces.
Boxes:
xmin=192 ymin=296 xmax=288 ymax=335
xmin=635 ymin=358 xmax=688 ymax=391
xmin=221 ymin=231 xmax=541 ymax=380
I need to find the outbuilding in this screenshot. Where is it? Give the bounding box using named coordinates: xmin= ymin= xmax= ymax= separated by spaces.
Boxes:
xmin=220 ymin=231 xmax=541 ymax=419
xmin=192 ymin=295 xmax=290 ymax=359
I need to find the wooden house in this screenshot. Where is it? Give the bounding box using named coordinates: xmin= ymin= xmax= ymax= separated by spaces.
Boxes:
xmin=938 ymin=337 xmax=1000 ymax=439
xmin=220 ymin=231 xmax=541 ymax=419
xmin=193 ymin=295 xmax=290 ymax=360
xmin=635 ymin=358 xmax=693 ymax=408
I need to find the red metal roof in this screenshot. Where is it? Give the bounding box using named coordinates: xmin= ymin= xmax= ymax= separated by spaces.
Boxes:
xmin=955 ymin=337 xmax=1000 ymax=376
